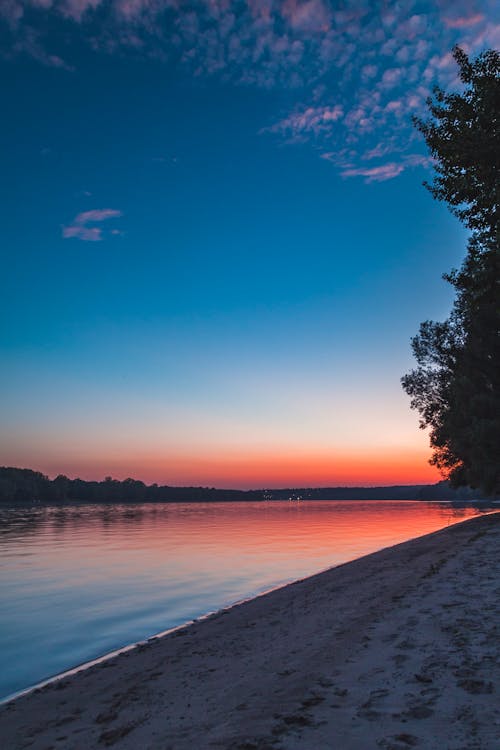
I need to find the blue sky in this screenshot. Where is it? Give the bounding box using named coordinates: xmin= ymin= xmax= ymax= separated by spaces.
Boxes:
xmin=1 ymin=0 xmax=498 ymax=487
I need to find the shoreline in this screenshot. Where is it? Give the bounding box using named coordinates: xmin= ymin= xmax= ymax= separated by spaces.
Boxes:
xmin=1 ymin=512 xmax=498 ymax=749
xmin=0 ymin=510 xmax=492 ymax=707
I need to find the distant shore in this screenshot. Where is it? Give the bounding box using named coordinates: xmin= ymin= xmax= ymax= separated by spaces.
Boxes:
xmin=1 ymin=512 xmax=498 ymax=749
xmin=1 ymin=466 xmax=491 ymax=504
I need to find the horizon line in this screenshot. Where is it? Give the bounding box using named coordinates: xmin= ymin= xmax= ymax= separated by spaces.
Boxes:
xmin=2 ymin=466 xmax=443 ymax=493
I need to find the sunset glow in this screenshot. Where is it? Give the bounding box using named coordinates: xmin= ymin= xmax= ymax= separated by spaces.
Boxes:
xmin=1 ymin=1 xmax=495 ymax=487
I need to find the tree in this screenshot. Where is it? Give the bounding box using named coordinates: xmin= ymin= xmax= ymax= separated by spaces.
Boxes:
xmin=414 ymin=46 xmax=499 ymax=242
xmin=402 ymin=47 xmax=500 ymax=496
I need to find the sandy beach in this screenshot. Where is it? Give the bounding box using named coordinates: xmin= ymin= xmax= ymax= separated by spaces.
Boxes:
xmin=1 ymin=511 xmax=498 ymax=750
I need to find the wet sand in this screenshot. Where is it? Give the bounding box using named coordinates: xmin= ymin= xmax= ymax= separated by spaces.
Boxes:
xmin=1 ymin=511 xmax=498 ymax=750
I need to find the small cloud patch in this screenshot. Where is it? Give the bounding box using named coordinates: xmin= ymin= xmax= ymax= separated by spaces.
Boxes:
xmin=341 ymin=162 xmax=405 ymax=183
xmin=62 ymin=208 xmax=123 ymax=242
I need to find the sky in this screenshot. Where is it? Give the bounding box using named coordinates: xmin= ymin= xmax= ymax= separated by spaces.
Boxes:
xmin=1 ymin=0 xmax=498 ymax=489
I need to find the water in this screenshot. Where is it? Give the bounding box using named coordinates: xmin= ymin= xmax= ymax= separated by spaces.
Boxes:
xmin=0 ymin=500 xmax=489 ymax=700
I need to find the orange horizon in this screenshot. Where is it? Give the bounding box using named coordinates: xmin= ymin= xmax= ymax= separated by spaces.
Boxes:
xmin=20 ymin=447 xmax=442 ymax=490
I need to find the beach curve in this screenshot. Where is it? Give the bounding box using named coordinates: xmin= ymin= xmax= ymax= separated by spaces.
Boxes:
xmin=1 ymin=511 xmax=498 ymax=749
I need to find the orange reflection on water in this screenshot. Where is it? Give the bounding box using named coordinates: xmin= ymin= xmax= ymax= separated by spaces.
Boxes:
xmin=3 ymin=500 xmax=483 ymax=575
xmin=0 ymin=500 xmax=491 ymax=700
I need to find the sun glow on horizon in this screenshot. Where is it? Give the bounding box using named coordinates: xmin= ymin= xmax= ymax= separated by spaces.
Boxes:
xmin=3 ymin=1 xmax=492 ymax=485
xmin=11 ymin=444 xmax=441 ymax=490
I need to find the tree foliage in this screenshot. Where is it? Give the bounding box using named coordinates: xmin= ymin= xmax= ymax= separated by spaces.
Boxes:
xmin=414 ymin=46 xmax=499 ymax=241
xmin=402 ymin=47 xmax=500 ymax=496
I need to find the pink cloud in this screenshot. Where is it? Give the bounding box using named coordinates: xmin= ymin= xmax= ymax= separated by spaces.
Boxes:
xmin=60 ymin=0 xmax=102 ymax=22
xmin=380 ymin=38 xmax=398 ymax=56
xmin=406 ymin=93 xmax=421 ymax=109
xmin=395 ymin=44 xmax=411 ymax=64
xmin=394 ymin=13 xmax=427 ymax=41
xmin=62 ymin=225 xmax=102 ymax=241
xmin=115 ymin=0 xmax=151 ymax=20
xmin=412 ymin=39 xmax=429 ymax=62
xmin=0 ymin=0 xmax=24 ymax=25
xmin=344 ymin=106 xmax=374 ymax=130
xmin=6 ymin=24 xmax=73 ymax=69
xmin=319 ymin=150 xmax=356 ymax=169
xmin=443 ymin=14 xmax=484 ymax=29
xmin=268 ymin=104 xmax=343 ymax=136
xmin=341 ymin=163 xmax=405 ymax=183
xmin=247 ymin=0 xmax=272 ymax=23
xmin=466 ymin=22 xmax=500 ymax=52
xmin=361 ymin=64 xmax=377 ymax=80
xmin=362 ymin=143 xmax=391 ymax=160
xmin=3 ymin=0 xmax=495 ymax=192
xmin=404 ymin=153 xmax=433 ymax=169
xmin=436 ymin=51 xmax=455 ymax=71
xmin=338 ymin=151 xmax=432 ymax=183
xmin=380 ymin=67 xmax=403 ymax=89
xmin=62 ymin=207 xmax=123 ymax=241
xmin=422 ymin=51 xmax=458 ymax=83
xmin=332 ymin=9 xmax=365 ymax=28
xmin=385 ymin=99 xmax=403 ymax=112
xmin=74 ymin=208 xmax=122 ymax=224
xmin=381 ymin=11 xmax=396 ymax=29
xmin=282 ymin=0 xmax=330 ymax=32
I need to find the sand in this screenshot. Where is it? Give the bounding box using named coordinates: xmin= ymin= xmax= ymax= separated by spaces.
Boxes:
xmin=1 ymin=511 xmax=498 ymax=750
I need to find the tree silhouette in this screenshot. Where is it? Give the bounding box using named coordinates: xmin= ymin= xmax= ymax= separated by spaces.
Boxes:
xmin=402 ymin=47 xmax=499 ymax=496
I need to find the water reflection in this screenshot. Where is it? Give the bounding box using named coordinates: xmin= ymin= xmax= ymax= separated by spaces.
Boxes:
xmin=0 ymin=500 xmax=492 ymax=700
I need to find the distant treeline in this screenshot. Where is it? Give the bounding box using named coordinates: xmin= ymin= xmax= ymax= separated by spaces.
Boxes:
xmin=0 ymin=467 xmax=489 ymax=505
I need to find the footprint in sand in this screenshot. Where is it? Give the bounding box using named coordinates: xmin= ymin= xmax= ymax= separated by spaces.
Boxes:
xmin=457 ymin=678 xmax=494 ymax=694
xmin=402 ymin=703 xmax=434 ymax=720
xmin=377 ymin=733 xmax=419 ymax=748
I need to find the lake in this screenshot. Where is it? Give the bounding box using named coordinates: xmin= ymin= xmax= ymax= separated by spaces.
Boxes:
xmin=0 ymin=500 xmax=489 ymax=700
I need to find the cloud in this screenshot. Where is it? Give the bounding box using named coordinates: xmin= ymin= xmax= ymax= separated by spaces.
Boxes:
xmin=338 ymin=152 xmax=433 ymax=183
xmin=62 ymin=225 xmax=103 ymax=241
xmin=261 ymin=0 xmax=475 ymax=183
xmin=340 ymin=163 xmax=406 ymax=183
xmin=380 ymin=67 xmax=403 ymax=89
xmin=443 ymin=14 xmax=484 ymax=29
xmin=362 ymin=143 xmax=392 ymax=160
xmin=266 ymin=104 xmax=343 ymax=137
xmin=361 ymin=64 xmax=377 ymax=81
xmin=465 ymin=21 xmax=500 ymax=52
xmin=2 ymin=23 xmax=72 ymax=68
xmin=2 ymin=0 xmax=496 ymax=184
xmin=281 ymin=0 xmax=331 ymax=33
xmin=3 ymin=0 xmax=495 ymax=95
xmin=0 ymin=0 xmax=24 ymax=26
xmin=62 ymin=207 xmax=123 ymax=241
xmin=74 ymin=208 xmax=122 ymax=224
xmin=60 ymin=0 xmax=101 ymax=22
xmin=404 ymin=153 xmax=434 ymax=169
